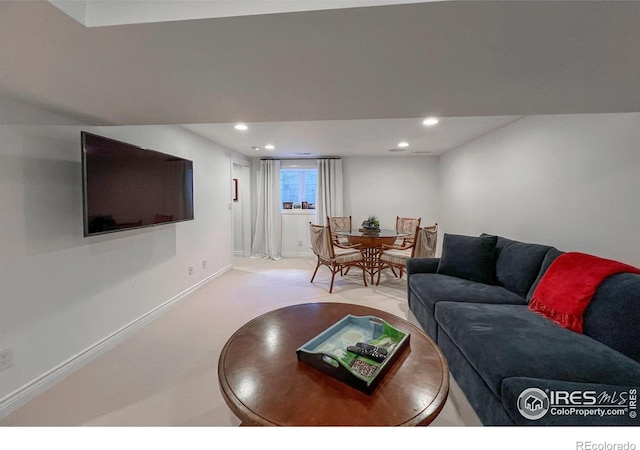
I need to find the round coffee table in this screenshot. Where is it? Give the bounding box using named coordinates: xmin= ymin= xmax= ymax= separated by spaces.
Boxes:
xmin=218 ymin=302 xmax=449 ymax=426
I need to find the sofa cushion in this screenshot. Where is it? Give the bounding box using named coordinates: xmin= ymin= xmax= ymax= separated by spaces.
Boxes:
xmin=584 ymin=272 xmax=640 ymax=363
xmin=408 ymin=273 xmax=527 ymax=341
xmin=436 ymin=325 xmax=516 ymax=425
xmin=483 ymin=234 xmax=554 ymax=298
xmin=436 ymin=233 xmax=497 ymax=284
xmin=526 ymin=248 xmax=564 ymax=302
xmin=434 ymin=302 xmax=640 ymax=400
xmin=409 ymin=273 xmax=526 ymax=310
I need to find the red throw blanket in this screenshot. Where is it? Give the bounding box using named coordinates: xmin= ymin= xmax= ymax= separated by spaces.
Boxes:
xmin=529 ymin=252 xmax=640 ymax=333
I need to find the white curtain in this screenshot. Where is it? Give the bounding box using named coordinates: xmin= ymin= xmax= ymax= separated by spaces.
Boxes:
xmin=251 ymin=159 xmax=282 ymax=260
xmin=316 ymin=158 xmax=344 ymax=226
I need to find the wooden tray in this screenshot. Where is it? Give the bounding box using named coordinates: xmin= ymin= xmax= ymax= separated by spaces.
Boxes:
xmin=296 ymin=314 xmax=410 ymax=393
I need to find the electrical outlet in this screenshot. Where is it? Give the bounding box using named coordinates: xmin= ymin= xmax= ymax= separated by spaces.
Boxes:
xmin=202 ymin=259 xmax=207 ymax=269
xmin=188 ymin=265 xmax=193 ymax=275
xmin=298 ymin=240 xmax=303 ymax=247
xmin=0 ymin=348 xmax=14 ymax=372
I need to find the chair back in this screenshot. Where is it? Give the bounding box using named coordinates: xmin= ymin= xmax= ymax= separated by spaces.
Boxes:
xmin=328 ymin=216 xmax=351 ymax=232
xmin=414 ymin=223 xmax=438 ymax=258
xmin=396 ymin=216 xmax=421 ymax=235
xmin=407 ymin=226 xmax=421 ymax=257
xmin=309 ymin=223 xmax=335 ymax=260
xmin=396 ymin=216 xmax=421 ymax=245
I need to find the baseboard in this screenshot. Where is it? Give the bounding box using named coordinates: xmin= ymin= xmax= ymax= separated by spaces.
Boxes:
xmin=281 ymin=251 xmax=314 ymax=258
xmin=0 ymin=264 xmax=232 ymax=420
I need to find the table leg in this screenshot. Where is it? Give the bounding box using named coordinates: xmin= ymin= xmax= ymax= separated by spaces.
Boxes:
xmin=362 ymin=247 xmax=383 ymax=285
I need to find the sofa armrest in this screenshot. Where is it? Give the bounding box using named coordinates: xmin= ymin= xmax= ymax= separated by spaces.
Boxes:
xmin=501 ymin=376 xmax=639 ymax=426
xmin=406 ymin=257 xmax=440 ymax=276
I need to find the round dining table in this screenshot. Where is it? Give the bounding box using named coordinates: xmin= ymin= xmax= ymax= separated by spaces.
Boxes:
xmin=333 ymin=228 xmax=407 ymax=283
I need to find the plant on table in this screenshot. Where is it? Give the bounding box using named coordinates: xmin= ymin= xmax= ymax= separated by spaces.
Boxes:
xmin=361 ymin=215 xmax=380 ymax=230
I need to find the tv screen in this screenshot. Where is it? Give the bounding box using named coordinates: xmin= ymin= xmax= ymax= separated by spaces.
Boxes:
xmin=82 ymin=131 xmax=194 ymax=236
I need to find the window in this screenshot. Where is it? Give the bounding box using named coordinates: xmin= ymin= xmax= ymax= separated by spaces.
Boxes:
xmin=280 ymin=167 xmax=317 ymax=209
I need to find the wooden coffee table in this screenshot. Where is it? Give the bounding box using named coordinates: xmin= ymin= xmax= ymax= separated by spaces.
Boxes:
xmin=218 ymin=302 xmax=449 ymax=426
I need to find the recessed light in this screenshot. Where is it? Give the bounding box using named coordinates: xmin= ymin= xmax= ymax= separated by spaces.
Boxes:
xmin=398 ymin=141 xmax=409 ymax=148
xmin=251 ymin=146 xmax=260 ymax=151
xmin=265 ymin=144 xmax=275 ymax=150
xmin=423 ymin=117 xmax=439 ymax=126
xmin=234 ymin=123 xmax=248 ymax=131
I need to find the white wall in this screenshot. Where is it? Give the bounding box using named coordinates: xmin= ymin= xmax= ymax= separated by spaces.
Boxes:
xmin=0 ymin=96 xmax=235 ymax=416
xmin=343 ymin=156 xmax=441 ymax=230
xmin=439 ymin=113 xmax=640 ymax=266
xmin=281 ymin=210 xmax=316 ymax=257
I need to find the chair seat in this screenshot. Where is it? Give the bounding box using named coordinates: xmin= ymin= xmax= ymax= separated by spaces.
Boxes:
xmin=333 ymin=246 xmax=363 ymax=264
xmin=380 ymin=247 xmax=412 ymax=265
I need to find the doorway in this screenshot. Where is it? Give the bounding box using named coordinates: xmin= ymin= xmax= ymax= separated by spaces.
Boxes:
xmin=232 ymin=163 xmax=251 ymax=257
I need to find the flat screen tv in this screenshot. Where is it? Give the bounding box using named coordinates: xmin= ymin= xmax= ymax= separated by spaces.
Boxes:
xmin=81 ymin=131 xmax=194 ymax=237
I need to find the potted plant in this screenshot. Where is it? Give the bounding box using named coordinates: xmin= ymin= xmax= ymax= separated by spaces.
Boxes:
xmin=361 ymin=215 xmax=380 ymax=230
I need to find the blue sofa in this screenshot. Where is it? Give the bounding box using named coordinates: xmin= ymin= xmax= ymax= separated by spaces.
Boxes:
xmin=407 ymin=233 xmax=640 ymax=426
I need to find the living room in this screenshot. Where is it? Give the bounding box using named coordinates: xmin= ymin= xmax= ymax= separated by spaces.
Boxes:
xmin=1 ymin=0 xmax=639 ymax=446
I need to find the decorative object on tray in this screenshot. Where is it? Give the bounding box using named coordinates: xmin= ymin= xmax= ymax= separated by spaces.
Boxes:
xmin=296 ymin=314 xmax=410 ymax=393
xmin=361 ymin=215 xmax=380 ymax=231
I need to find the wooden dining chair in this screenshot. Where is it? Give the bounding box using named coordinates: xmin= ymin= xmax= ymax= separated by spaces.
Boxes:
xmin=414 ymin=223 xmax=438 ymax=258
xmin=376 ymin=225 xmax=421 ymax=285
xmin=309 ymin=222 xmax=367 ymax=293
xmin=327 ymin=216 xmax=352 ymax=245
xmin=394 ymin=216 xmax=421 ymax=246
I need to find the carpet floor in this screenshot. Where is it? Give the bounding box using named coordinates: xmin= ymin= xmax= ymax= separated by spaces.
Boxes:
xmin=1 ymin=256 xmax=481 ymax=427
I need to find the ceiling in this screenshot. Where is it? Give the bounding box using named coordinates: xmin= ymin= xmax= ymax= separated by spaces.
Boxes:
xmin=48 ymin=0 xmax=434 ymax=27
xmin=181 ymin=116 xmax=521 ymax=157
xmin=1 ymin=1 xmax=639 ymax=158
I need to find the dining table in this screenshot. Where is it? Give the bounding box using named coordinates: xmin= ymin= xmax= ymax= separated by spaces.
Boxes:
xmin=333 ymin=228 xmax=408 ymax=284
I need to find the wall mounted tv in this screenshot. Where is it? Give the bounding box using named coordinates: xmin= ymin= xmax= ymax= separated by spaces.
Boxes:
xmin=82 ymin=131 xmax=194 ymax=237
